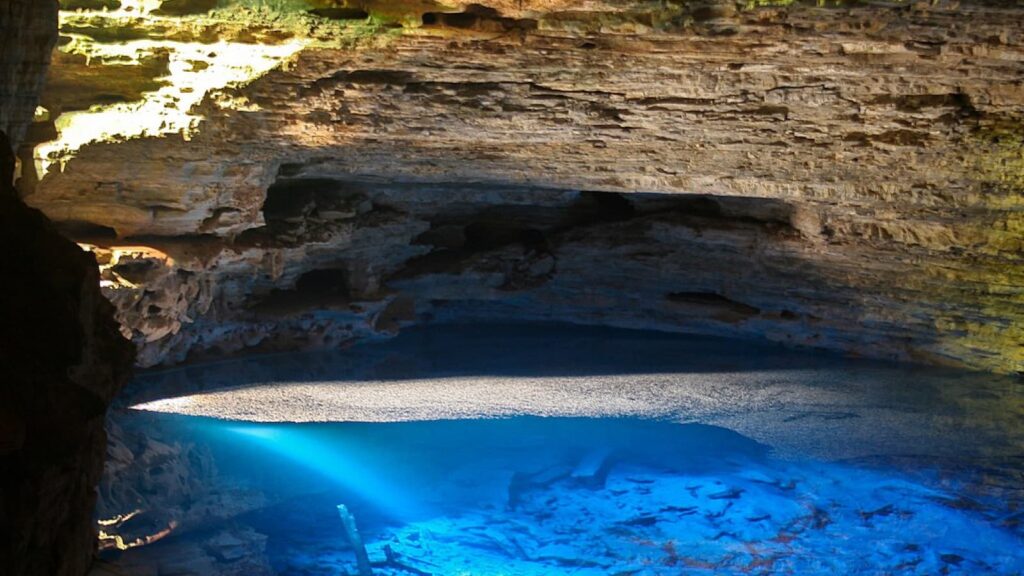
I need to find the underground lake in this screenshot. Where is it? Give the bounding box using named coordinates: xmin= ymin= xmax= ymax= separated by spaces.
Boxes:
xmin=4 ymin=2 xmax=1024 ymax=575
xmin=91 ymin=323 xmax=1024 ymax=576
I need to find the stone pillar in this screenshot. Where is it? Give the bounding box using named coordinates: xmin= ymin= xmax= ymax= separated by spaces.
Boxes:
xmin=0 ymin=0 xmax=59 ymax=151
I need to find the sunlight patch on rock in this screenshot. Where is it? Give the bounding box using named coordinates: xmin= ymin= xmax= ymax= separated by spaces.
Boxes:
xmin=35 ymin=27 xmax=302 ymax=176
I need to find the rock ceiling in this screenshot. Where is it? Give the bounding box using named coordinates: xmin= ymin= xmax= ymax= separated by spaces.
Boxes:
xmin=18 ymin=0 xmax=1024 ymax=373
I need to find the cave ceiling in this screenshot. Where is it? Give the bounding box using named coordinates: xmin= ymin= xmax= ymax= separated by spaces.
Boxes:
xmin=17 ymin=0 xmax=1024 ymax=374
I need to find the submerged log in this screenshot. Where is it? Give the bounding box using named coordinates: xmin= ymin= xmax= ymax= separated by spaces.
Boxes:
xmin=337 ymin=504 xmax=374 ymax=576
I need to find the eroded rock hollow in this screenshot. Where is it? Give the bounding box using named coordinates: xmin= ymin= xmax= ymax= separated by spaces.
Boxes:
xmin=18 ymin=0 xmax=1024 ymax=374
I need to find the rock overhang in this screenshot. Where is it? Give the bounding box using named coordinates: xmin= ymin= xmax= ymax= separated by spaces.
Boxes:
xmin=17 ymin=0 xmax=1024 ymax=374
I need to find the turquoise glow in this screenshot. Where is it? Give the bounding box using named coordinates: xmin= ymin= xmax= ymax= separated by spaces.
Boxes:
xmin=222 ymin=423 xmax=424 ymax=520
xmin=171 ymin=416 xmax=1024 ymax=575
xmin=122 ymin=324 xmax=1024 ymax=575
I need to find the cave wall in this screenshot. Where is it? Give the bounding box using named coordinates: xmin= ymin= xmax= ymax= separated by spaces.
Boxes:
xmin=18 ymin=0 xmax=1024 ymax=373
xmin=0 ymin=0 xmax=58 ymax=150
xmin=0 ymin=2 xmax=134 ymax=575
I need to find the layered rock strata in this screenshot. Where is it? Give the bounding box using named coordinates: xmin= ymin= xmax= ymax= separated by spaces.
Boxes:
xmin=19 ymin=0 xmax=1024 ymax=373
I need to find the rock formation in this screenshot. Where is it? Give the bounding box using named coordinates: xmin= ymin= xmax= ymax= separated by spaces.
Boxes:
xmin=0 ymin=2 xmax=134 ymax=575
xmin=0 ymin=0 xmax=59 ymax=149
xmin=90 ymin=413 xmax=275 ymax=576
xmin=17 ymin=0 xmax=1024 ymax=373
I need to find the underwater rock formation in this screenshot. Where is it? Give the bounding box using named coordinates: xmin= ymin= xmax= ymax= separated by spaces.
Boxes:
xmin=17 ymin=0 xmax=1024 ymax=372
xmin=90 ymin=413 xmax=274 ymax=576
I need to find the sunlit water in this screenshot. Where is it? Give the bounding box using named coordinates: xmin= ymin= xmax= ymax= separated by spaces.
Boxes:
xmin=117 ymin=324 xmax=1024 ymax=575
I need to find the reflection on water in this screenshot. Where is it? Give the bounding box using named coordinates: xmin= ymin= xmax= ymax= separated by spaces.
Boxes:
xmin=106 ymin=324 xmax=1023 ymax=575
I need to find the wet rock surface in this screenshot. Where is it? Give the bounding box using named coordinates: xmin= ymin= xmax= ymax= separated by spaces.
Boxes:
xmin=286 ymin=456 xmax=1023 ymax=576
xmin=90 ymin=525 xmax=273 ymax=576
xmin=88 ymin=410 xmax=274 ymax=576
xmin=93 ymin=423 xmax=1024 ymax=576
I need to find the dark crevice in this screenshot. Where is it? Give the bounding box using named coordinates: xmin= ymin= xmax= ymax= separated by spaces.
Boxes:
xmin=576 ymin=191 xmax=636 ymax=222
xmin=843 ymin=129 xmax=931 ymax=147
xmin=248 ymin=175 xmax=374 ymax=245
xmin=327 ymin=69 xmax=417 ymax=86
xmin=870 ymin=92 xmax=977 ymax=116
xmin=262 ymin=178 xmax=349 ymax=221
xmin=151 ymin=0 xmax=217 ymax=16
xmin=421 ymin=5 xmax=537 ymax=33
xmin=666 ymin=292 xmax=762 ymax=323
xmin=392 ymin=188 xmax=799 ymax=284
xmin=53 ymin=220 xmax=118 ymax=241
xmin=294 ymin=268 xmax=352 ymax=299
xmin=111 ymin=258 xmax=161 ymax=285
xmin=399 ymin=218 xmax=550 ymax=281
xmin=254 ymin=268 xmax=353 ymax=316
xmin=308 ymin=8 xmax=370 ymax=20
xmin=464 ymin=221 xmax=545 ymax=252
xmin=277 ymin=162 xmax=305 ymax=178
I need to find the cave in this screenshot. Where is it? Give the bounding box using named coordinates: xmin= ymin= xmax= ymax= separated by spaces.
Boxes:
xmin=2 ymin=1 xmax=1023 ymax=575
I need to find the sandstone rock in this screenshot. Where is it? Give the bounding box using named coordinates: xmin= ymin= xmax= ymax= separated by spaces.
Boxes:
xmin=17 ymin=0 xmax=1024 ymax=373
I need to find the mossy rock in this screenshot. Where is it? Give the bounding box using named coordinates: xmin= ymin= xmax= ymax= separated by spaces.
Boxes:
xmin=153 ymin=0 xmax=219 ymax=15
xmin=59 ymin=0 xmax=122 ymax=10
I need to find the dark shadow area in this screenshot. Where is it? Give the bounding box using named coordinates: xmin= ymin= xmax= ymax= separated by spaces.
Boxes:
xmin=421 ymin=4 xmax=538 ymax=33
xmin=254 ymin=267 xmax=354 ymax=316
xmin=52 ymin=219 xmax=118 ymax=241
xmin=666 ymin=292 xmax=762 ymax=322
xmin=261 ymin=177 xmax=361 ymax=224
xmin=119 ymin=322 xmax=1019 ymax=410
xmin=308 ymin=7 xmax=370 ymax=20
xmin=122 ymin=323 xmax=824 ymax=400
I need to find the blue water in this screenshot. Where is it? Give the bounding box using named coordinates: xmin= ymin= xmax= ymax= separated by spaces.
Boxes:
xmin=115 ymin=324 xmax=1024 ymax=575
